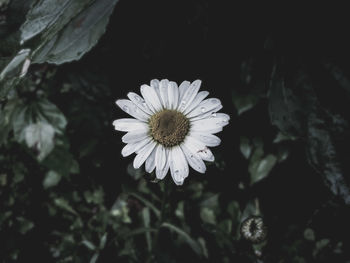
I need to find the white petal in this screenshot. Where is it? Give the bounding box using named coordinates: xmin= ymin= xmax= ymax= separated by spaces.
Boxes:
xmin=187 ymin=97 xmax=222 ymax=118
xmin=184 ymin=136 xmax=215 ymax=162
xmin=150 ymin=79 xmax=160 ymax=89
xmin=159 ymin=79 xmax=169 ymax=109
xmin=183 ymin=91 xmax=209 ymax=115
xmin=127 ymin=92 xmax=153 ymax=115
xmin=180 ymin=144 xmax=206 ymax=173
xmin=113 ymin=118 xmax=148 ymax=132
xmin=177 ymin=80 xmax=201 ymax=113
xmin=156 ymin=152 xmax=170 ymax=180
xmin=190 ymin=104 xmax=223 ymax=121
xmin=190 ymin=117 xmax=228 ymax=134
xmin=169 ymin=146 xmax=189 ymax=185
xmin=155 ymin=145 xmax=167 ymax=171
xmin=150 ymin=79 xmax=163 ymax=102
xmin=167 ymin=81 xmax=179 ymax=109
xmin=178 ymin=81 xmax=190 ymax=102
xmin=140 ymin=84 xmax=163 ymax=113
xmin=198 ymin=147 xmax=214 ymax=162
xmin=122 ymin=129 xmax=148 ymax=143
xmin=189 ymin=132 xmax=221 ymax=147
xmin=121 ymin=137 xmax=152 ymax=157
xmin=190 ymin=114 xmax=229 ymax=133
xmin=145 ymin=146 xmax=157 ymax=173
xmin=133 ymin=141 xmax=157 ymax=169
xmin=116 ymin=99 xmax=149 ymax=121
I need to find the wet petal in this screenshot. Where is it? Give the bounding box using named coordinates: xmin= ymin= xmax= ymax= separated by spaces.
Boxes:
xmin=116 ymin=99 xmax=150 ymax=121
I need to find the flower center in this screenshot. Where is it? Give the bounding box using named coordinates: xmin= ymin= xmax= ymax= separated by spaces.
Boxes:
xmin=149 ymin=110 xmax=190 ymax=147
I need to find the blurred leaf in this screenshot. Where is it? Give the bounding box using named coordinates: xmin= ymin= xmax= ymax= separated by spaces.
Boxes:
xmin=0 ymin=49 xmax=31 ymax=99
xmin=127 ymin=163 xmax=145 ymax=180
xmin=233 ymin=93 xmax=259 ymax=115
xmin=161 ymin=222 xmax=203 ymax=257
xmin=16 ymin=217 xmax=34 ymax=234
xmin=24 ymin=122 xmax=55 ymax=161
xmin=0 ymin=99 xmax=21 ymax=144
xmin=250 ymin=154 xmax=277 ymax=185
xmin=304 ymin=228 xmax=315 ymax=241
xmin=28 ymin=0 xmax=119 ymax=64
xmin=99 ymin=233 xmax=107 ymax=249
xmin=89 ymin=253 xmax=99 ymax=263
xmin=218 ymin=219 xmax=232 ymax=234
xmin=84 ymin=188 xmax=104 ymax=205
xmin=142 ymin=207 xmax=152 ymax=252
xmin=54 ymin=198 xmax=78 ymax=215
xmin=43 ymin=170 xmax=62 ymax=189
xmin=269 ymin=59 xmax=350 ymax=204
xmin=197 ymin=237 xmax=209 ymax=259
xmin=227 ymin=201 xmax=240 ymax=218
xmin=42 ymin=142 xmax=76 ymax=177
xmin=12 ymin=99 xmax=67 ymax=148
xmin=200 ymin=207 xmax=216 ymax=225
xmin=110 ymin=195 xmax=131 ymax=223
xmin=82 ymin=240 xmax=96 ymax=251
xmin=273 ymin=132 xmax=297 ymax=143
xmin=240 ymin=136 xmax=252 ymax=159
xmin=241 ymin=199 xmax=259 ymax=222
xmin=124 ymin=227 xmax=157 ymax=238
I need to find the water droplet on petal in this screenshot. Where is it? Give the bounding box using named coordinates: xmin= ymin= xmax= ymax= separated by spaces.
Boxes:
xmin=135 ymin=95 xmax=141 ymax=102
xmin=211 ymin=112 xmax=217 ymax=117
xmin=200 ymin=107 xmax=206 ymax=112
xmin=210 ymin=98 xmax=219 ymax=104
xmin=175 ymin=170 xmax=180 ymax=174
xmin=122 ymin=105 xmax=129 ymax=112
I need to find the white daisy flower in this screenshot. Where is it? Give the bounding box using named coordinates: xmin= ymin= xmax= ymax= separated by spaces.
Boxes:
xmin=113 ymin=79 xmax=229 ymax=185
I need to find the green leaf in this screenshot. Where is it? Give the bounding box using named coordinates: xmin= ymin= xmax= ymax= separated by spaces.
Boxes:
xmin=232 ymin=93 xmax=259 ymax=115
xmin=20 ymin=0 xmax=94 ymax=43
xmin=24 ymin=122 xmax=55 ymax=161
xmin=82 ymin=240 xmax=96 ymax=251
xmin=0 ymin=49 xmax=31 ymax=99
xmin=43 ymin=170 xmax=62 ymax=189
xmin=54 ymin=198 xmax=78 ymax=215
xmin=269 ymin=60 xmax=350 ymax=204
xmin=16 ymin=217 xmax=34 ymax=234
xmin=304 ymin=228 xmax=315 ymax=241
xmin=124 ymin=227 xmax=157 ymax=238
xmin=27 ymin=0 xmax=119 ymax=64
xmin=240 ymin=136 xmax=252 ymax=159
xmin=250 ymin=154 xmax=277 ymax=185
xmin=161 ymin=222 xmax=203 ymax=256
xmin=200 ymin=207 xmax=216 ymax=225
xmin=89 ymin=253 xmax=99 ymax=263
xmin=142 ymin=207 xmax=152 ymax=252
xmin=0 ymin=99 xmax=21 ymax=144
xmin=99 ymin=233 xmax=107 ymax=249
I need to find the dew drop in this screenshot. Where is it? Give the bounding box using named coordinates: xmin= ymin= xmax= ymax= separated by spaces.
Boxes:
xmin=211 ymin=112 xmax=217 ymax=117
xmin=175 ymin=170 xmax=180 ymax=174
xmin=210 ymin=98 xmax=219 ymax=104
xmin=200 ymin=107 xmax=206 ymax=112
xmin=122 ymin=105 xmax=129 ymax=112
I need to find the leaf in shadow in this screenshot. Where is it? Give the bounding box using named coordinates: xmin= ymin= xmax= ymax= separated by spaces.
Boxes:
xmin=269 ymin=58 xmax=350 ymax=204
